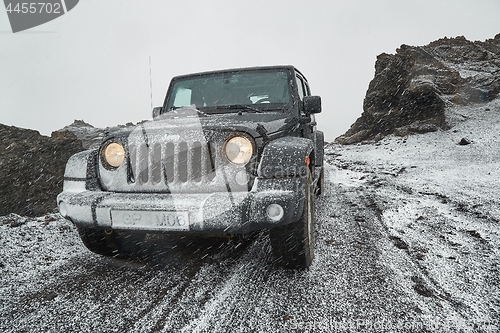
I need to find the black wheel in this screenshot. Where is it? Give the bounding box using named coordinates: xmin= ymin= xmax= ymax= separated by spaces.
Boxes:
xmin=77 ymin=227 xmax=146 ymax=258
xmin=270 ymin=168 xmax=315 ymax=269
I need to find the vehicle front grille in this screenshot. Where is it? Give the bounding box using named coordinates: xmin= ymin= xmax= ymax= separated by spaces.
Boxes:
xmin=128 ymin=140 xmax=218 ymax=188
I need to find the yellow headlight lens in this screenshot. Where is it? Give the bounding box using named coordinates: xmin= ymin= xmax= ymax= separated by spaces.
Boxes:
xmin=103 ymin=142 xmax=125 ymax=168
xmin=224 ymin=136 xmax=253 ymax=165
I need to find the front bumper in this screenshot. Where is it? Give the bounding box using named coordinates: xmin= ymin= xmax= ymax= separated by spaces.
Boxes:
xmin=57 ymin=177 xmax=305 ymax=234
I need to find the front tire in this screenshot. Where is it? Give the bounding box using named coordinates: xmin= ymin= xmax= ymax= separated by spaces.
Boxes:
xmin=270 ymin=168 xmax=315 ymax=269
xmin=77 ymin=227 xmax=145 ymax=258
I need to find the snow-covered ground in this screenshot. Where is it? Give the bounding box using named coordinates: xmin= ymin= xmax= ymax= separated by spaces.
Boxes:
xmin=326 ymin=98 xmax=500 ymax=332
xmin=1 ymin=100 xmax=499 ymax=332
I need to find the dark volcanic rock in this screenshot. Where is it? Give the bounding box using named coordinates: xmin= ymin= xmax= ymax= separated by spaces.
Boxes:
xmin=0 ymin=124 xmax=84 ymax=217
xmin=53 ymin=119 xmax=104 ymax=149
xmin=336 ymin=34 xmax=500 ymax=144
xmin=53 ymin=119 xmax=142 ymax=149
xmin=458 ymin=137 xmax=472 ymax=146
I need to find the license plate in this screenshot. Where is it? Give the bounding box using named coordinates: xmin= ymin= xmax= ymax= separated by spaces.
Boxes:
xmin=111 ymin=210 xmax=189 ymax=231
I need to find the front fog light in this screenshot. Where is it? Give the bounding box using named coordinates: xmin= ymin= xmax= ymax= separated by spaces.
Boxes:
xmin=235 ymin=170 xmax=249 ymax=185
xmin=267 ymin=204 xmax=284 ymax=222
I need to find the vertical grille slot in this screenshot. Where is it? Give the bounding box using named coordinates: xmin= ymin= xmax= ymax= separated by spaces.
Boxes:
xmin=178 ymin=142 xmax=188 ymax=183
xmin=129 ymin=144 xmax=137 ymax=183
xmin=139 ymin=143 xmax=149 ymax=184
xmin=192 ymin=141 xmax=202 ymax=182
xmin=151 ymin=143 xmax=162 ymax=184
xmin=165 ymin=142 xmax=175 ymax=183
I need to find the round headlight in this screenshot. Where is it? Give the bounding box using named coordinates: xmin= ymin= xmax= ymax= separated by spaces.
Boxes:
xmin=224 ymin=136 xmax=253 ymax=165
xmin=102 ymin=142 xmax=125 ymax=168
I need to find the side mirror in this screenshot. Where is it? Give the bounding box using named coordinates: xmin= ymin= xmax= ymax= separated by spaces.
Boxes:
xmin=303 ymin=96 xmax=322 ymax=114
xmin=152 ymin=106 xmax=163 ymax=118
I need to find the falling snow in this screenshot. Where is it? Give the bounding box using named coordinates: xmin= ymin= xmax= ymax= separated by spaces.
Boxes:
xmin=1 ymin=100 xmax=500 ymax=332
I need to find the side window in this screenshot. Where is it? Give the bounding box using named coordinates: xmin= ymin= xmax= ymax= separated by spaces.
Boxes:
xmin=296 ymin=76 xmax=308 ymax=115
xmin=303 ymin=81 xmax=311 ymax=96
xmin=295 ymin=76 xmax=305 ymax=101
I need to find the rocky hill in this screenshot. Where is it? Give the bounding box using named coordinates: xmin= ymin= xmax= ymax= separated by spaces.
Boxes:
xmin=336 ymin=34 xmax=500 ymax=144
xmin=54 ymin=119 xmax=139 ymax=149
xmin=0 ymin=124 xmax=84 ymax=217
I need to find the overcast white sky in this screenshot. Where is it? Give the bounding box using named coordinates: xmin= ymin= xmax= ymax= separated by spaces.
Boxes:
xmin=1 ymin=0 xmax=500 ymax=141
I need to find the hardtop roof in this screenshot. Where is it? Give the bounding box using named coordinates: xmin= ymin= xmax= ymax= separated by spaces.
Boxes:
xmin=171 ymin=65 xmax=306 ymax=82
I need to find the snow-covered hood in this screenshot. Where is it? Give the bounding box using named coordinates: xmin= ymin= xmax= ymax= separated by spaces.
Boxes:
xmin=145 ymin=110 xmax=294 ymax=140
xmin=105 ymin=109 xmax=297 ymax=143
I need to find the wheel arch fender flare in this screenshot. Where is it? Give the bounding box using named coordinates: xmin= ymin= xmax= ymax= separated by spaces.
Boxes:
xmin=257 ymin=137 xmax=314 ymax=178
xmin=62 ymin=149 xmax=101 ymax=190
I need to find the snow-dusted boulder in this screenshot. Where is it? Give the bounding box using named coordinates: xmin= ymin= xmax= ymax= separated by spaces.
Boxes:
xmin=337 ymin=34 xmax=500 ymax=144
xmin=0 ymin=124 xmax=84 ymax=217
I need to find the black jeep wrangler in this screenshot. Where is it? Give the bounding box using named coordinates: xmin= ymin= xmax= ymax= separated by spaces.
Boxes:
xmin=57 ymin=66 xmax=324 ymax=268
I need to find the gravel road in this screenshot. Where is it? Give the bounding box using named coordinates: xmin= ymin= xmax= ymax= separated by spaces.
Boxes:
xmin=1 ymin=145 xmax=498 ymax=332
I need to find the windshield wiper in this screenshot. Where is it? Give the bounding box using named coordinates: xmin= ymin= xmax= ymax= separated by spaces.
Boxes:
xmin=213 ymin=104 xmax=264 ymax=113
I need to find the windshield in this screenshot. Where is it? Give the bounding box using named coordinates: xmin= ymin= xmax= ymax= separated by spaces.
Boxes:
xmin=165 ymin=70 xmax=291 ymax=112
